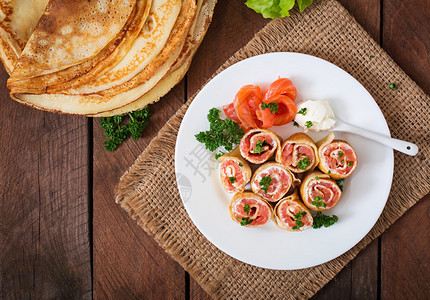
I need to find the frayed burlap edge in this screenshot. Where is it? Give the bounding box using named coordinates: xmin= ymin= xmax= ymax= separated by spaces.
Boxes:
xmin=116 ymin=0 xmax=429 ymax=299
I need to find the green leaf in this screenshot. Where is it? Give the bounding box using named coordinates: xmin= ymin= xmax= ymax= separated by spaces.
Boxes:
xmin=259 ymin=175 xmax=272 ymax=193
xmin=245 ymin=0 xmax=296 ymax=19
xmin=296 ymin=0 xmax=313 ymax=12
xmin=312 ymin=212 xmax=338 ymax=229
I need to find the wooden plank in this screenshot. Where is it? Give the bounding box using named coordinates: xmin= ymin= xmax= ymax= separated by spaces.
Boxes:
xmin=92 ymin=82 xmax=187 ymax=298
xmin=381 ymin=195 xmax=430 ymax=299
xmin=380 ymin=0 xmax=430 ymax=298
xmin=382 ymin=0 xmax=430 ymax=94
xmin=186 ymin=1 xmax=268 ymax=298
xmin=0 ymin=67 xmax=92 ymax=298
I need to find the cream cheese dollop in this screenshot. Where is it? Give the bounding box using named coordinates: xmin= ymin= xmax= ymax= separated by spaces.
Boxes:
xmin=294 ymin=100 xmax=336 ymax=132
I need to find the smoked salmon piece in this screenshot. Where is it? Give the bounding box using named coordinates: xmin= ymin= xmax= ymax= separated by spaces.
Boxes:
xmin=300 ymin=171 xmax=342 ymax=211
xmin=218 ymin=147 xmax=252 ymax=193
xmin=256 ymin=94 xmax=297 ymax=128
xmin=274 ymin=189 xmax=313 ymax=231
xmin=276 ymin=132 xmax=319 ymax=173
xmin=316 ymin=133 xmax=358 ymax=179
xmin=232 ymin=85 xmax=263 ymax=130
xmin=239 ymin=128 xmax=281 ymax=164
xmin=263 ymin=78 xmax=297 ymax=101
xmin=250 ymin=162 xmax=294 ymax=202
xmin=229 ymin=192 xmax=273 ymax=227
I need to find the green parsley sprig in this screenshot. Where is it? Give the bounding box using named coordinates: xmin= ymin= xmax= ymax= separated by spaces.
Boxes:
xmin=311 ymin=195 xmax=326 ymax=209
xmin=195 ymin=108 xmax=244 ymax=158
xmin=312 ymin=212 xmax=338 ymax=229
xmin=244 ymin=204 xmax=251 ymax=215
xmin=297 ymin=107 xmax=307 ymax=115
xmin=292 ymin=211 xmax=307 ymax=230
xmin=297 ymin=157 xmax=311 ymax=170
xmin=254 ymin=140 xmax=264 ymax=154
xmin=261 ymin=101 xmax=279 ymax=113
xmin=259 ymin=175 xmax=272 ymax=193
xmin=305 ymin=121 xmax=313 ymax=128
xmin=100 ymin=107 xmax=151 ymax=152
xmin=238 ymin=217 xmax=253 ymax=226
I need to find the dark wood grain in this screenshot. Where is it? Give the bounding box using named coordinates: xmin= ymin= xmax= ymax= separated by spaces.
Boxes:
xmin=0 ymin=68 xmax=92 ymax=298
xmin=92 ymin=82 xmax=186 ymax=299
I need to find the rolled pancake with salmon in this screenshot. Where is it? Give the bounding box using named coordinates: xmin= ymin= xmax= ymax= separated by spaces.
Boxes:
xmin=218 ymin=147 xmax=251 ymax=193
xmin=250 ymin=162 xmax=294 ymax=202
xmin=229 ymin=192 xmax=273 ymax=227
xmin=274 ymin=189 xmax=313 ymax=231
xmin=276 ymin=132 xmax=319 ymax=173
xmin=300 ymin=171 xmax=342 ymax=211
xmin=317 ymin=133 xmax=358 ymax=179
xmin=239 ymin=128 xmax=281 ymax=164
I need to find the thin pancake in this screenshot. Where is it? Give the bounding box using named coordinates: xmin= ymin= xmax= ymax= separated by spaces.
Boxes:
xmin=12 ymin=0 xmax=198 ymax=115
xmin=8 ymin=0 xmax=151 ymax=94
xmin=95 ymin=0 xmax=217 ymax=117
xmin=0 ymin=0 xmax=49 ymax=73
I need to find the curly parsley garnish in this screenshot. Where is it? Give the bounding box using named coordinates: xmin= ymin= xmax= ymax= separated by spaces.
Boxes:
xmin=259 ymin=175 xmax=272 ymax=193
xmin=347 ymin=161 xmax=353 ymax=167
xmin=229 ymin=177 xmax=236 ymax=184
xmin=311 ymin=195 xmax=326 ymax=209
xmin=195 ymin=108 xmax=244 ymax=158
xmin=312 ymin=212 xmax=338 ymax=229
xmin=261 ymin=101 xmax=279 ymax=113
xmin=254 ymin=140 xmax=263 ymax=154
xmin=305 ymin=121 xmax=313 ymax=128
xmin=297 ymin=157 xmax=311 ymax=170
xmin=244 ymin=204 xmax=250 ymax=215
xmin=297 ymin=107 xmax=307 ymax=115
xmin=292 ymin=211 xmax=307 ymax=230
xmin=100 ymin=107 xmax=151 ymax=152
xmin=238 ymin=162 xmax=244 ymax=167
xmin=338 ymin=151 xmax=344 ymax=158
xmin=389 ymin=83 xmax=398 ymax=90
xmin=238 ymin=217 xmax=253 ymax=226
xmin=336 ymin=178 xmax=345 ymax=192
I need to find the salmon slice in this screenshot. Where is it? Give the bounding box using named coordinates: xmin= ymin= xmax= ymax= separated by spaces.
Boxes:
xmin=239 ymin=128 xmax=281 ymax=164
xmin=232 ymin=85 xmax=263 ymax=130
xmin=250 ymin=162 xmax=293 ymax=202
xmin=263 ymin=78 xmax=297 ymax=101
xmin=275 ymin=200 xmax=313 ymax=231
xmin=256 ymin=94 xmax=297 ymax=128
xmin=229 ymin=192 xmax=273 ymax=227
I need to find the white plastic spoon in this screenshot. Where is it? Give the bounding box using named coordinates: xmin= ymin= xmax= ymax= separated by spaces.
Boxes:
xmin=333 ymin=119 xmax=419 ymax=156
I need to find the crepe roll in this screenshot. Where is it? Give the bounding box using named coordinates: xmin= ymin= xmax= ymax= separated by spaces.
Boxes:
xmin=274 ymin=190 xmax=313 ymax=231
xmin=317 ymin=133 xmax=358 ymax=179
xmin=300 ymin=171 xmax=342 ymax=211
xmin=218 ymin=147 xmax=252 ymax=193
xmin=250 ymin=162 xmax=294 ymax=202
xmin=276 ymin=132 xmax=319 ymax=173
xmin=239 ymin=128 xmax=281 ymax=164
xmin=229 ymin=192 xmax=273 ymax=227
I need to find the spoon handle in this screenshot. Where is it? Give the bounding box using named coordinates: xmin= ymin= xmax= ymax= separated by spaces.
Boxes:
xmin=334 ymin=120 xmax=419 ymax=156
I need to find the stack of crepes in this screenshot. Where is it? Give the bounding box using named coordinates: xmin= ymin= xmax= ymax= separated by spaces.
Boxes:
xmin=0 ymin=0 xmax=216 ymax=116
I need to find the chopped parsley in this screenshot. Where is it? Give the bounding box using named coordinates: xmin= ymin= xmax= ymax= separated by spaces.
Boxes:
xmin=100 ymin=107 xmax=152 ymax=152
xmin=312 ymin=212 xmax=338 ymax=229
xmin=389 ymin=83 xmax=398 ymax=90
xmin=244 ymin=204 xmax=250 ymax=215
xmin=296 ymin=152 xmax=302 ymax=158
xmin=347 ymin=161 xmax=353 ymax=167
xmin=293 ymin=120 xmax=299 ymax=127
xmin=336 ymin=178 xmax=345 ymax=192
xmin=305 ymin=121 xmax=313 ymax=128
xmin=311 ymin=195 xmax=326 ymax=209
xmin=195 ymin=108 xmax=244 ymax=155
xmin=229 ymin=176 xmax=236 ymax=184
xmin=297 ymin=157 xmax=311 ymax=170
xmin=338 ymin=151 xmax=344 ymax=158
xmin=261 ymin=101 xmax=279 ymax=113
xmin=315 ymin=176 xmax=319 ymax=180
xmin=328 ymin=170 xmax=331 ymax=174
xmin=259 ymin=175 xmax=272 ymax=193
xmin=238 ymin=162 xmax=244 ymax=167
xmin=292 ymin=211 xmax=307 ymax=230
xmin=238 ymin=217 xmax=253 ymax=226
xmin=297 ymin=107 xmax=307 ymax=115
xmin=254 ymin=140 xmax=263 ymax=154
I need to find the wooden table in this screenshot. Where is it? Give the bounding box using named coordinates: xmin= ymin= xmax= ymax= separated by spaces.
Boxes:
xmin=1 ymin=0 xmax=429 ymax=298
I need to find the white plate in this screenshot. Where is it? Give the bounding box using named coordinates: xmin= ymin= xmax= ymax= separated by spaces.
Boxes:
xmin=175 ymin=53 xmax=394 ymax=270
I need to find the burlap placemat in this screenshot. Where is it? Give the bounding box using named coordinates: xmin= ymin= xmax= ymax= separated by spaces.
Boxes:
xmin=116 ymin=0 xmax=430 ymax=298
